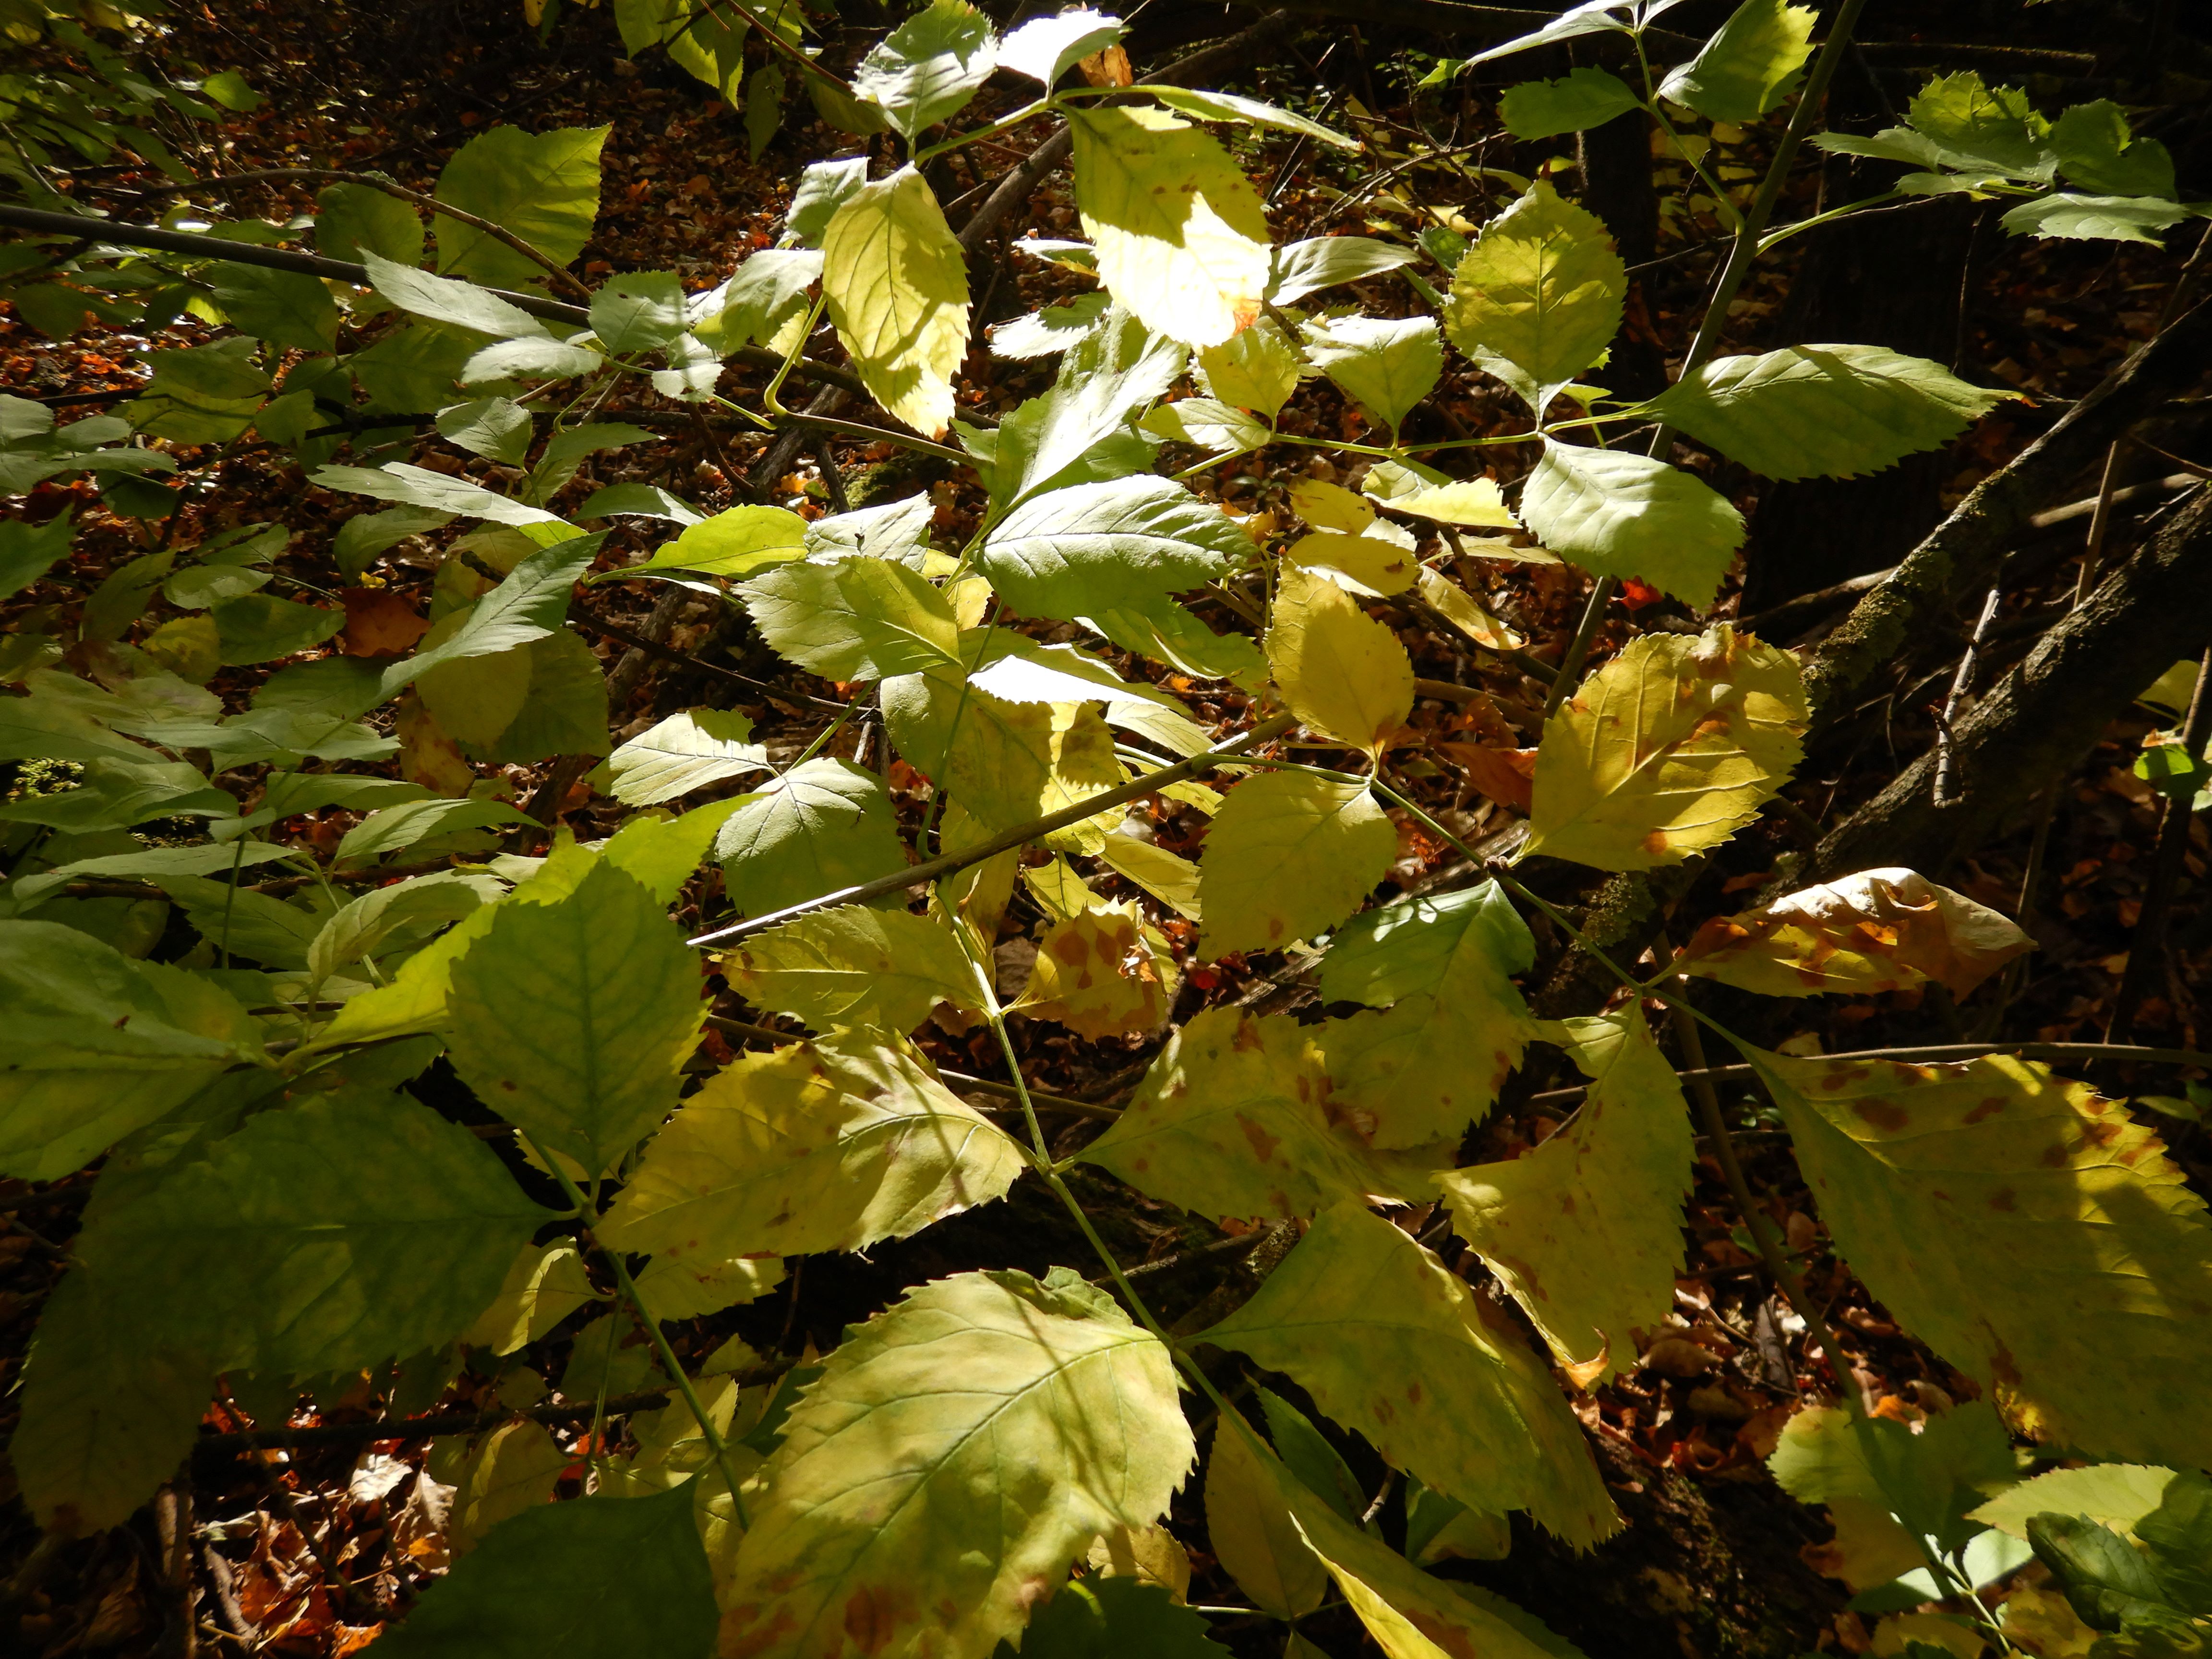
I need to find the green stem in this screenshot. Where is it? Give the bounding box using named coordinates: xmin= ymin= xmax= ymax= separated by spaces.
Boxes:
xmin=535 ymin=1147 xmax=753 ymax=1529
xmin=911 ymin=96 xmax=1055 ymax=165
xmin=761 ymin=294 xmax=825 ymax=417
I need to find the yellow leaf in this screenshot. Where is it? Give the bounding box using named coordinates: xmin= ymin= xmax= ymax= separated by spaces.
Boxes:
xmin=883 ymin=666 xmax=1122 ymax=851
xmin=1017 ymin=901 xmax=1176 ymax=1038
xmin=1203 ymin=1416 xmax=1328 ymax=1618
xmin=1085 ymin=1522 xmax=1193 ymax=1602
xmin=1288 ymin=477 xmax=1378 ymax=534
xmin=1417 ymin=566 xmax=1525 ymax=652
xmin=1757 ymin=1049 xmax=2212 ymax=1468
xmin=1198 ymin=769 xmax=1395 ymax=958
xmin=1525 ymin=622 xmax=1806 ymax=871
xmin=1266 ymin=564 xmax=1414 ymax=757
xmin=1076 ymin=1005 xmax=1430 ymax=1220
xmin=1068 ymin=105 xmax=1272 ymax=349
xmin=1387 ymin=475 xmax=1519 ymax=528
xmin=1678 ymin=866 xmax=2033 ymax=998
xmin=821 ymin=166 xmax=970 ymax=438
xmin=1439 ymin=1010 xmax=1693 ymax=1382
xmin=1286 ymin=531 xmax=1419 ymax=597
xmin=1199 ymin=1201 xmax=1621 ymax=1549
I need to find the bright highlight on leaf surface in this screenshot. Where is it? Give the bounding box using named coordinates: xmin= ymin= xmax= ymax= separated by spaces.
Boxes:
xmin=721 ymin=1267 xmax=1191 ymax=1659
xmin=1016 ymin=901 xmax=1176 ymax=1037
xmin=604 ymin=1032 xmax=1020 ymax=1281
xmin=1678 ymin=866 xmax=2034 ymax=998
xmin=1755 ymin=1049 xmax=2212 ymax=1470
xmin=1198 ymin=770 xmax=1396 ymax=958
xmin=1525 ymin=623 xmax=1807 ymax=870
xmin=1199 ymin=1201 xmax=1620 ymax=1549
xmin=821 ymin=167 xmax=972 ymax=438
xmin=1441 ymin=1010 xmax=1693 ymax=1382
xmin=1443 ymin=180 xmax=1625 ymax=411
xmin=1644 ymin=344 xmax=2016 ymax=481
xmin=1078 ymin=1005 xmax=1426 ymax=1220
xmin=1516 ymin=440 xmax=1746 ymax=607
xmin=1067 ymin=105 xmax=1273 ymax=349
xmin=723 ymin=905 xmax=987 ymax=1034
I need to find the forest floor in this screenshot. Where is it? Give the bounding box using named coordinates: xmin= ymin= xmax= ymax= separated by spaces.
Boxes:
xmin=2 ymin=1 xmax=2208 ymax=1655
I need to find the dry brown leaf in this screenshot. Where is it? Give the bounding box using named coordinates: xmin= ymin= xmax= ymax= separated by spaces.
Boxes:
xmin=339 ymin=587 xmax=430 ymax=658
xmin=1436 ymin=742 xmax=1538 ymax=813
xmin=1678 ymin=867 xmax=2033 ymax=998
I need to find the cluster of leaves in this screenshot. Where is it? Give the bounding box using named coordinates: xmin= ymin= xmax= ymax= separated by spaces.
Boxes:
xmin=4 ymin=1 xmax=2211 ymax=1656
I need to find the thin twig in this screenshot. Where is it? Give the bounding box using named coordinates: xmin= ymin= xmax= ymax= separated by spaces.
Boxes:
xmin=1932 ymin=581 xmax=2003 ymax=806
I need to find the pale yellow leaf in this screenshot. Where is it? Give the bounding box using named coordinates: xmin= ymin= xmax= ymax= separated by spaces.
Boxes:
xmin=821 ymin=166 xmax=971 ymax=437
xmin=1198 ymin=769 xmax=1395 ymax=958
xmin=1286 ymin=531 xmax=1419 ymax=597
xmin=1266 ymin=564 xmax=1414 ymax=757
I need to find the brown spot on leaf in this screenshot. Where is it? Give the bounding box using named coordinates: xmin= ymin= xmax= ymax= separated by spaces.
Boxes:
xmin=1988 ymin=1187 xmax=2017 ymax=1213
xmin=1237 ymin=1113 xmax=1281 ymax=1164
xmin=1964 ymin=1097 xmax=2007 ymax=1124
xmin=1851 ymin=1098 xmax=1907 ymax=1132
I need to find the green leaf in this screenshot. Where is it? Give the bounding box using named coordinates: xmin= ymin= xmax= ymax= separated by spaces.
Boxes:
xmin=884 ymin=670 xmax=1123 ymax=845
xmin=722 ymin=904 xmax=986 ymax=1034
xmin=607 ymin=708 xmax=769 ymax=806
xmin=72 ymin=1091 xmax=548 ymax=1377
xmin=785 ymin=156 xmax=869 ymax=249
xmin=156 ymin=873 xmax=324 ymax=969
xmin=602 ymin=1034 xmax=1024 ymax=1263
xmin=1266 ymin=564 xmax=1414 ymax=757
xmin=1199 ymin=1200 xmax=1621 ymax=1549
xmin=723 ymin=1267 xmax=1193 ymax=1659
xmin=131 ymin=341 xmax=269 ymax=445
xmin=1142 ymin=397 xmax=1270 ymax=456
xmin=804 ymin=494 xmax=935 ymax=569
xmin=1322 ymin=878 xmax=1534 ymax=1007
xmin=1150 ymin=86 xmax=1358 ymax=151
xmin=1002 ymin=1576 xmax=1226 ymax=1659
xmin=436 ymin=396 xmax=536 ymax=465
xmin=306 ymin=874 xmax=488 ymax=984
xmin=0 ymin=509 xmax=75 ymax=600
xmin=1658 ymin=0 xmax=1817 ymax=122
xmin=740 ymin=554 xmax=961 ymax=680
xmin=714 ymin=757 xmax=911 ymax=919
xmin=433 ymin=122 xmax=610 ymax=288
xmin=1469 ymin=0 xmax=1635 ymax=65
xmin=446 ymin=860 xmax=703 ymax=1177
xmin=852 ymin=0 xmax=997 ymax=141
xmin=1908 ymin=72 xmax=2053 ymax=178
xmin=463 ymin=335 xmax=609 ymax=383
xmin=1298 ymin=314 xmax=1441 ymax=436
xmin=379 ymin=537 xmax=597 ymax=699
xmin=313 ymin=462 xmax=574 ymax=537
xmin=0 ymin=756 xmax=231 ymax=834
xmin=1085 ymin=593 xmax=1266 ymax=688
xmin=1256 ymin=1387 xmax=1367 ymax=1524
xmin=1500 ymin=68 xmax=1642 ymax=140
xmin=589 ymin=269 xmax=687 ymax=353
xmin=745 ymin=63 xmax=786 ymax=162
xmin=1000 ymin=8 xmax=1124 ymax=86
xmin=982 ymin=476 xmax=1249 ymax=621
xmin=1647 ymin=343 xmax=2015 ymax=481
xmin=211 ymin=593 xmax=345 ymax=664
xmin=0 ymin=920 xmax=254 ymax=1180
xmin=1440 ymin=1009 xmax=1692 ymax=1381
xmin=1754 ymin=1048 xmax=2212 ymax=1471
xmin=1526 ymin=622 xmax=1806 ymax=869
xmin=373 ymin=1483 xmax=717 ymax=1659
xmin=364 ymin=250 xmax=549 ymax=340
xmin=1193 ymin=316 xmax=1301 ymax=418
xmin=1076 ymin=1005 xmax=1424 ymax=1220
xmin=1443 ymin=180 xmax=1625 ymax=411
xmin=1268 ymin=236 xmax=1418 ymax=304
xmin=601 ymin=797 xmax=751 ymax=906
xmin=207 ymin=264 xmax=339 ymax=352
xmin=335 ymin=795 xmax=533 ymax=866
xmin=1204 ymin=1407 xmax=1329 ymax=1617
xmin=2000 ymin=192 xmax=2196 ymax=246
xmin=610 ymin=503 xmax=808 ymax=582
xmin=1199 ymin=769 xmax=1395 ymax=958
xmin=470 ymin=629 xmax=608 ymax=764
xmin=2051 ymin=100 xmax=2177 ymax=199
xmin=995 ymin=306 xmax=1187 ymax=508
xmin=316 ymin=180 xmax=425 ymax=265
xmin=1516 ymin=439 xmax=1745 ymax=606
xmin=821 ymin=165 xmax=971 ymax=438
xmin=988 ymin=296 xmax=1110 ymax=359
xmin=1067 ymin=104 xmax=1272 ymax=349
xmin=2029 ymin=1514 xmax=2178 ymax=1634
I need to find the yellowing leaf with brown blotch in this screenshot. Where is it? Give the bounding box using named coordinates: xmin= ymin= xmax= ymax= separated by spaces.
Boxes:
xmin=1286 ymin=531 xmax=1419 ymax=597
xmin=1266 ymin=565 xmax=1414 ymax=757
xmin=821 ymin=166 xmax=971 ymax=438
xmin=1223 ymin=1414 xmax=1591 ymax=1659
xmin=1678 ymin=866 xmax=2033 ymax=998
xmin=1439 ymin=1010 xmax=1694 ymax=1383
xmin=1198 ymin=1202 xmax=1621 ymax=1550
xmin=1755 ymin=1048 xmax=2212 ymax=1469
xmin=1525 ymin=622 xmax=1806 ymax=871
xmin=600 ymin=1035 xmax=1024 ymax=1265
xmin=1076 ymin=1005 xmax=1428 ymax=1221
xmin=721 ymin=1268 xmax=1191 ymax=1659
xmin=1016 ymin=900 xmax=1176 ymax=1039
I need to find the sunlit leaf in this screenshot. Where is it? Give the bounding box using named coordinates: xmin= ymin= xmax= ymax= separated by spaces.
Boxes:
xmin=1203 ymin=1412 xmax=1328 ymax=1618
xmin=714 ymin=757 xmax=911 ymax=919
xmin=1016 ymin=901 xmax=1175 ymax=1038
xmin=982 ymin=476 xmax=1249 ymax=621
xmin=1299 ymin=314 xmax=1441 ymax=436
xmin=1525 ymin=622 xmax=1806 ymax=869
xmin=722 ymin=1268 xmax=1192 ymax=1659
xmin=1677 ymin=866 xmax=2034 ymax=998
xmin=722 ymin=905 xmax=987 ymax=1034
xmin=1440 ymin=1010 xmax=1693 ymax=1382
xmin=1198 ymin=769 xmax=1395 ymax=958
xmin=851 ymin=0 xmax=998 ymax=141
xmin=1266 ymin=565 xmax=1413 ymax=757
xmin=741 ymin=554 xmax=961 ymax=680
xmin=821 ymin=166 xmax=971 ymax=438
xmin=1756 ymin=1049 xmax=2212 ymax=1469
xmin=1442 ymin=180 xmax=1625 ymax=410
xmin=1516 ymin=440 xmax=1744 ymax=606
xmin=432 ymin=122 xmax=610 ymax=289
xmin=602 ymin=1034 xmax=1024 ymax=1262
xmin=1657 ymin=0 xmax=1817 ymax=122
xmin=607 ymin=708 xmax=770 ymax=806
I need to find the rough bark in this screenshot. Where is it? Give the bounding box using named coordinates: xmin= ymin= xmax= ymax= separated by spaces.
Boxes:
xmin=1807 ymin=487 xmax=2212 ymax=880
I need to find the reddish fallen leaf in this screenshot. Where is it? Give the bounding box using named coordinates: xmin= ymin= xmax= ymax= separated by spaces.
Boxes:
xmin=1435 ymin=742 xmax=1539 ymax=812
xmin=341 ymin=588 xmax=430 ymax=658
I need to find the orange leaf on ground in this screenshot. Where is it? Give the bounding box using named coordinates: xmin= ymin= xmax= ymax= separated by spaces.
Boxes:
xmin=340 ymin=588 xmax=430 ymax=658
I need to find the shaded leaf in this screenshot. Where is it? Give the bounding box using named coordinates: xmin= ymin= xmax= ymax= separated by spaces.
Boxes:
xmin=722 ymin=905 xmax=986 ymax=1034
xmin=714 ymin=757 xmax=911 ymax=919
